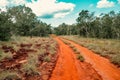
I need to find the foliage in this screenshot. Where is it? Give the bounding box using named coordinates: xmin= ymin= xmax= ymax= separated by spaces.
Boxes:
xmin=0 ymin=71 xmax=20 ymax=80
xmin=0 ymin=5 xmax=52 ymax=41
xmin=44 ymin=56 xmax=51 ymax=62
xmin=111 ymin=54 xmax=120 ymax=66
xmin=62 ymin=35 xmax=120 ymax=66
xmin=54 ymin=10 xmax=120 ymax=39
xmin=0 ymin=12 xmax=12 ymax=41
xmin=77 ymin=54 xmax=85 ymax=62
xmin=0 ymin=51 xmax=13 ymax=61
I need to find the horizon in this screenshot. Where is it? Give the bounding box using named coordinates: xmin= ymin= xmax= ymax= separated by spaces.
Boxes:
xmin=0 ymin=0 xmax=120 ymax=27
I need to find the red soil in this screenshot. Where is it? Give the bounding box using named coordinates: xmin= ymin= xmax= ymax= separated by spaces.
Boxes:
xmin=50 ymin=37 xmax=102 ymax=80
xmin=62 ymin=38 xmax=120 ymax=80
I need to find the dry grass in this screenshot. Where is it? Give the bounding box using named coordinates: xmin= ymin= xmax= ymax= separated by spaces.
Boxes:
xmin=77 ymin=54 xmax=85 ymax=62
xmin=0 ymin=36 xmax=58 ymax=79
xmin=61 ymin=35 xmax=120 ymax=66
xmin=0 ymin=51 xmax=12 ymax=61
xmin=0 ymin=70 xmax=21 ymax=80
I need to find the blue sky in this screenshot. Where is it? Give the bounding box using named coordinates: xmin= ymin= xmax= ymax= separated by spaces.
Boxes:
xmin=0 ymin=0 xmax=120 ymax=27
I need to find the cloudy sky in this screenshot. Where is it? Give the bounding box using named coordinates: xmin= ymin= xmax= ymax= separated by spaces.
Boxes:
xmin=0 ymin=0 xmax=120 ymax=27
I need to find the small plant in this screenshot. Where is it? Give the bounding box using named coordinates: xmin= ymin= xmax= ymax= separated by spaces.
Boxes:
xmin=77 ymin=54 xmax=85 ymax=62
xmin=63 ymin=40 xmax=70 ymax=45
xmin=69 ymin=44 xmax=74 ymax=48
xmin=21 ymin=63 xmax=40 ymax=76
xmin=72 ymin=47 xmax=77 ymax=52
xmin=44 ymin=56 xmax=51 ymax=62
xmin=0 ymin=70 xmax=21 ymax=80
xmin=49 ymin=43 xmax=57 ymax=55
xmin=0 ymin=51 xmax=12 ymax=61
xmin=111 ymin=54 xmax=120 ymax=66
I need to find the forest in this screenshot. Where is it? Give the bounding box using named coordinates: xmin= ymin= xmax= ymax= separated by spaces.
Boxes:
xmin=0 ymin=6 xmax=120 ymax=41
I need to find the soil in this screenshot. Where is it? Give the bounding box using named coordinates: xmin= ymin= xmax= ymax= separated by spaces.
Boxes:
xmin=0 ymin=37 xmax=120 ymax=80
xmin=60 ymin=37 xmax=120 ymax=80
xmin=50 ymin=37 xmax=102 ymax=80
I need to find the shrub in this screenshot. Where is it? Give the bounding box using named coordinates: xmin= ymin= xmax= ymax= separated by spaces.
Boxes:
xmin=77 ymin=54 xmax=85 ymax=62
xmin=0 ymin=71 xmax=21 ymax=80
xmin=0 ymin=12 xmax=12 ymax=41
xmin=0 ymin=51 xmax=12 ymax=61
xmin=111 ymin=54 xmax=120 ymax=66
xmin=69 ymin=44 xmax=74 ymax=48
xmin=44 ymin=56 xmax=51 ymax=62
xmin=21 ymin=63 xmax=40 ymax=76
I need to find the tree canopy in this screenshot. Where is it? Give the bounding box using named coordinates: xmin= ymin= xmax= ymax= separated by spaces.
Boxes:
xmin=0 ymin=5 xmax=52 ymax=41
xmin=54 ymin=10 xmax=120 ymax=39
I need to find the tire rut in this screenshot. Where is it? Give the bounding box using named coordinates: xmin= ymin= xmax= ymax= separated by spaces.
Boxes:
xmin=62 ymin=37 xmax=120 ymax=80
xmin=50 ymin=37 xmax=102 ymax=80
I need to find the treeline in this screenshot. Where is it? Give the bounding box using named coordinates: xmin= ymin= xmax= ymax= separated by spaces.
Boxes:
xmin=0 ymin=5 xmax=52 ymax=41
xmin=54 ymin=10 xmax=120 ymax=39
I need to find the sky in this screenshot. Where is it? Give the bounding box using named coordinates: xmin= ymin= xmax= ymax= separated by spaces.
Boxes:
xmin=0 ymin=0 xmax=120 ymax=27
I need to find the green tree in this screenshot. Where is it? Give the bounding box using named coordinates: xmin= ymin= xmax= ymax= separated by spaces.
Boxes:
xmin=8 ymin=5 xmax=37 ymax=36
xmin=0 ymin=12 xmax=13 ymax=41
xmin=76 ymin=10 xmax=95 ymax=37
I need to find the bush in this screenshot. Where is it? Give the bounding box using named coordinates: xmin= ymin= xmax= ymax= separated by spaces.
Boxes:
xmin=0 ymin=12 xmax=12 ymax=41
xmin=77 ymin=54 xmax=85 ymax=62
xmin=111 ymin=54 xmax=120 ymax=66
xmin=0 ymin=71 xmax=21 ymax=80
xmin=21 ymin=63 xmax=40 ymax=76
xmin=44 ymin=56 xmax=51 ymax=62
xmin=0 ymin=51 xmax=13 ymax=61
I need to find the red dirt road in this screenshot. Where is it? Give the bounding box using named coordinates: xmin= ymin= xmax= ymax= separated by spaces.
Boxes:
xmin=50 ymin=37 xmax=102 ymax=80
xmin=62 ymin=38 xmax=120 ymax=80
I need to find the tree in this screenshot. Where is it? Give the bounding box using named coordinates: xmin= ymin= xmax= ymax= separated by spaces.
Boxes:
xmin=54 ymin=23 xmax=68 ymax=35
xmin=0 ymin=12 xmax=13 ymax=41
xmin=30 ymin=21 xmax=52 ymax=37
xmin=7 ymin=5 xmax=37 ymax=36
xmin=76 ymin=10 xmax=95 ymax=37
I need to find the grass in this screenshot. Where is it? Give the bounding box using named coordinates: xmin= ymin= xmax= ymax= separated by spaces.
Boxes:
xmin=0 ymin=36 xmax=58 ymax=79
xmin=61 ymin=35 xmax=120 ymax=66
xmin=0 ymin=70 xmax=21 ymax=80
xmin=77 ymin=54 xmax=85 ymax=62
xmin=62 ymin=39 xmax=85 ymax=62
xmin=44 ymin=56 xmax=51 ymax=62
xmin=0 ymin=51 xmax=12 ymax=61
xmin=21 ymin=62 xmax=40 ymax=76
xmin=111 ymin=54 xmax=120 ymax=66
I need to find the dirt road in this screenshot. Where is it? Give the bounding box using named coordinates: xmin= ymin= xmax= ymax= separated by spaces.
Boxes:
xmin=61 ymin=37 xmax=120 ymax=80
xmin=50 ymin=37 xmax=102 ymax=80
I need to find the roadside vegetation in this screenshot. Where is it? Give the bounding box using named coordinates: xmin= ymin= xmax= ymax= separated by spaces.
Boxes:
xmin=0 ymin=37 xmax=58 ymax=80
xmin=61 ymin=35 xmax=120 ymax=67
xmin=62 ymin=39 xmax=85 ymax=62
xmin=0 ymin=5 xmax=52 ymax=41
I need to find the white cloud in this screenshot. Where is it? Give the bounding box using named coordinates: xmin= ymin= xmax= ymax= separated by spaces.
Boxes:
xmin=0 ymin=0 xmax=75 ymax=18
xmin=0 ymin=0 xmax=8 ymax=7
xmin=26 ymin=0 xmax=75 ymax=18
xmin=97 ymin=0 xmax=114 ymax=8
xmin=0 ymin=0 xmax=8 ymax=11
xmin=8 ymin=0 xmax=26 ymax=5
xmin=118 ymin=0 xmax=120 ymax=3
xmin=0 ymin=0 xmax=26 ymax=11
